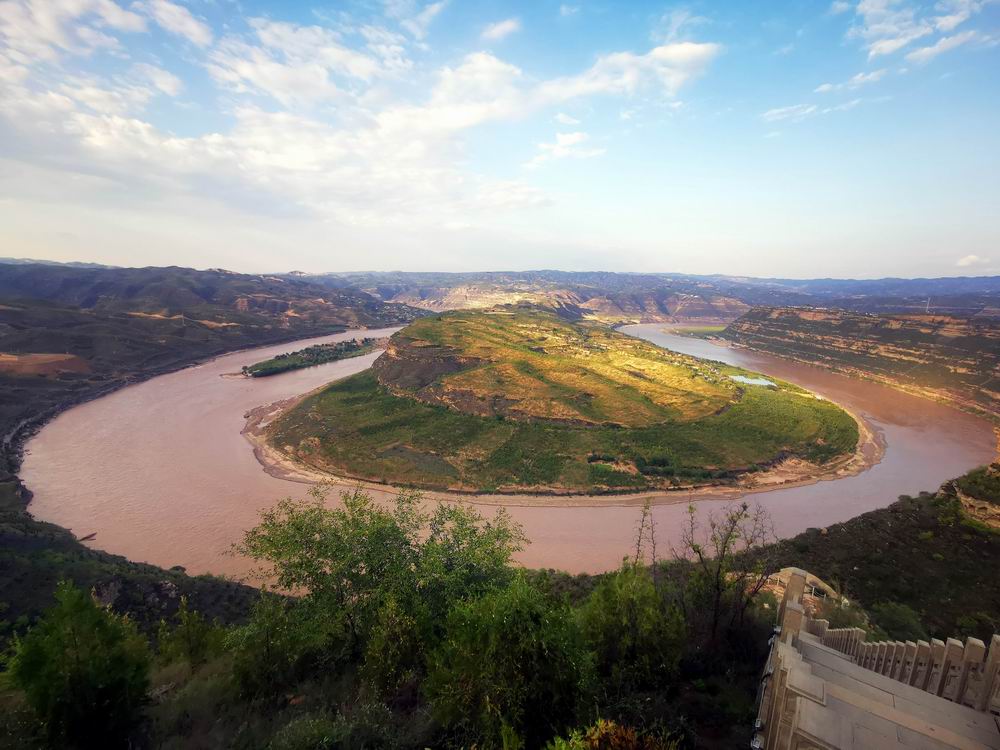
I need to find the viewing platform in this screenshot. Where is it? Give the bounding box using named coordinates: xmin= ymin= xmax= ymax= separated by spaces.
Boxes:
xmin=754 ymin=569 xmax=1000 ymax=749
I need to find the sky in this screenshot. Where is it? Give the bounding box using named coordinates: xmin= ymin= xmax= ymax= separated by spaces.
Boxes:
xmin=0 ymin=0 xmax=998 ymax=278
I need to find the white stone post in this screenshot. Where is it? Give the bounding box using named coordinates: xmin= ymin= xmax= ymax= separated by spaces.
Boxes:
xmin=938 ymin=638 xmax=965 ymax=700
xmin=977 ymin=634 xmax=1000 ymax=712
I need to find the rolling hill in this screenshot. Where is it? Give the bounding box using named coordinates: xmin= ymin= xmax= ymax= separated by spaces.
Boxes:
xmin=267 ymin=307 xmax=858 ymax=493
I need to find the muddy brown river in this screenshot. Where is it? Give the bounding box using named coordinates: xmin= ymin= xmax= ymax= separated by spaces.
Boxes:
xmin=21 ymin=325 xmax=996 ymax=578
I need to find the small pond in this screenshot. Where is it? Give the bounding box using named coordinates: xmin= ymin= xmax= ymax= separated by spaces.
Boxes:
xmin=730 ymin=375 xmax=776 ymax=387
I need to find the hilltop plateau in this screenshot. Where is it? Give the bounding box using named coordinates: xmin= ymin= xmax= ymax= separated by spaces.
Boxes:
xmin=266 ymin=308 xmax=859 ymax=493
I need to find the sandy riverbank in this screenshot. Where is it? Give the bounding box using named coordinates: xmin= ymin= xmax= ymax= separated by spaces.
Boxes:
xmin=242 ymin=383 xmax=885 ymax=509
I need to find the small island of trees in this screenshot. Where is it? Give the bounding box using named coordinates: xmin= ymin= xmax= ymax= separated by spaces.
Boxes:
xmin=242 ymin=338 xmax=379 ymax=377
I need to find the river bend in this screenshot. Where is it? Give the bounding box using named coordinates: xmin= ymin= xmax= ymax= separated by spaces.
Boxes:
xmin=22 ymin=325 xmax=995 ymax=576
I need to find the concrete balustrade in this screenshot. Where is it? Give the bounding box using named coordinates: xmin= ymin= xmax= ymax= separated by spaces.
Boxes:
xmin=753 ymin=569 xmax=1000 ymax=749
xmin=818 ymin=624 xmax=1000 ymax=711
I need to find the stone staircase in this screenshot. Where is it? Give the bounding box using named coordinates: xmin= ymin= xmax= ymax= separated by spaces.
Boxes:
xmin=754 ymin=569 xmax=1000 ymax=749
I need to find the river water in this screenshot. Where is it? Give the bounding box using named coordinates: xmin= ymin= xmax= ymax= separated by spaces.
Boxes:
xmin=21 ymin=324 xmax=996 ymax=578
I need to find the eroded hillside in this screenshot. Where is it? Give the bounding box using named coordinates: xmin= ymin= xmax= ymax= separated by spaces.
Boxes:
xmin=723 ymin=307 xmax=999 ymax=420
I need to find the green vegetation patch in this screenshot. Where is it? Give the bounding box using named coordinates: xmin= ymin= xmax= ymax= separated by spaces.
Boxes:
xmin=243 ymin=337 xmax=379 ymax=377
xmin=770 ymin=476 xmax=1000 ymax=641
xmin=376 ymin=309 xmax=735 ymax=426
xmin=269 ymin=309 xmax=858 ymax=492
xmin=956 ymin=464 xmax=1000 ymax=505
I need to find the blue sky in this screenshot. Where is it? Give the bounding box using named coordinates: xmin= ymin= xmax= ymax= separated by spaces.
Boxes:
xmin=0 ymin=0 xmax=997 ymax=277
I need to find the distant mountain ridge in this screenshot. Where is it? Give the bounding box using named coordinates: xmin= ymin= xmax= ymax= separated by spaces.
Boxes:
xmin=296 ymin=270 xmax=1000 ymax=322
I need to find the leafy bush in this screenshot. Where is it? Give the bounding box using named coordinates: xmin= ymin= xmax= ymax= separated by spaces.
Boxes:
xmin=578 ymin=562 xmax=684 ymax=694
xmin=269 ymin=714 xmax=340 ymax=750
xmin=818 ymin=598 xmax=868 ymax=630
xmin=426 ymin=577 xmax=592 ymax=749
xmin=547 ymin=719 xmax=679 ymax=750
xmin=361 ymin=596 xmax=423 ymax=697
xmin=956 ymin=464 xmax=1000 ymax=505
xmin=225 ymin=595 xmax=342 ymax=698
xmin=7 ymin=581 xmax=151 ymax=748
xmin=870 ymin=602 xmax=928 ymax=642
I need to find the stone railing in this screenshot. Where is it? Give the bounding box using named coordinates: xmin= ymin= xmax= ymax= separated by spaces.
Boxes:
xmin=810 ymin=619 xmax=1000 ymax=713
xmin=753 ymin=568 xmax=1000 ymax=749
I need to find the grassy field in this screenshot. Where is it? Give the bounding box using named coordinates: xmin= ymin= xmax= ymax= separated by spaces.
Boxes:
xmin=270 ymin=309 xmax=858 ymax=492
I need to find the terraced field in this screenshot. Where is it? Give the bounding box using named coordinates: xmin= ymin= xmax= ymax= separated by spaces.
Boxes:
xmin=268 ymin=308 xmax=859 ymax=493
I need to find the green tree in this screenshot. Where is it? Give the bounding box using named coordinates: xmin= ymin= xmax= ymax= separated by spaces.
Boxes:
xmin=578 ymin=561 xmax=685 ymax=695
xmin=7 ymin=581 xmax=150 ymax=748
xmin=672 ymin=502 xmax=776 ymax=649
xmin=425 ymin=577 xmax=592 ymax=749
xmin=156 ymin=596 xmax=224 ymax=668
xmin=236 ymin=488 xmax=424 ymax=650
xmin=235 ymin=487 xmax=525 ymax=664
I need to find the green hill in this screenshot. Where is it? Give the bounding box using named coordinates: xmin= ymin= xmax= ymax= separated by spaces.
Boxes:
xmin=268 ymin=308 xmax=858 ymax=492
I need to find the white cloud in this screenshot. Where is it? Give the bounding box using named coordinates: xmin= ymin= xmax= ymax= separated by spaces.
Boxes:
xmin=933 ymin=0 xmax=986 ymax=32
xmin=0 ymin=0 xmax=146 ymax=62
xmin=132 ymin=62 xmax=181 ymax=95
xmin=956 ymin=254 xmax=990 ymax=267
xmin=206 ymin=19 xmax=396 ymax=106
xmin=0 ymin=5 xmax=722 ymax=240
xmin=559 ymin=5 xmax=579 ymax=17
xmin=208 ymin=37 xmax=344 ymax=106
xmin=538 ymin=41 xmax=721 ymax=102
xmin=829 ymin=1 xmax=852 ymax=14
xmin=761 ymin=98 xmax=864 ymax=122
xmin=815 ymin=68 xmax=886 ymax=92
xmin=358 ymin=25 xmax=412 ymax=74
xmin=850 ymin=0 xmax=933 ymax=58
xmin=655 ymin=9 xmax=709 ymax=43
xmin=59 ymin=75 xmax=153 ymax=114
xmin=905 ymin=29 xmax=979 ymax=62
xmin=250 ymin=19 xmax=383 ymax=80
xmin=524 ymin=131 xmax=605 ymax=168
xmin=761 ymin=103 xmax=817 ymax=122
xmin=385 ymin=0 xmax=447 ymax=40
xmin=846 ymin=0 xmax=991 ymax=59
xmin=482 ymin=18 xmax=521 ymax=41
xmin=134 ymin=0 xmax=212 ymax=48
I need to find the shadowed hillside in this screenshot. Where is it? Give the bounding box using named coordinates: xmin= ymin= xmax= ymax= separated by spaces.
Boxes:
xmin=0 ymin=262 xmax=424 ymax=476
